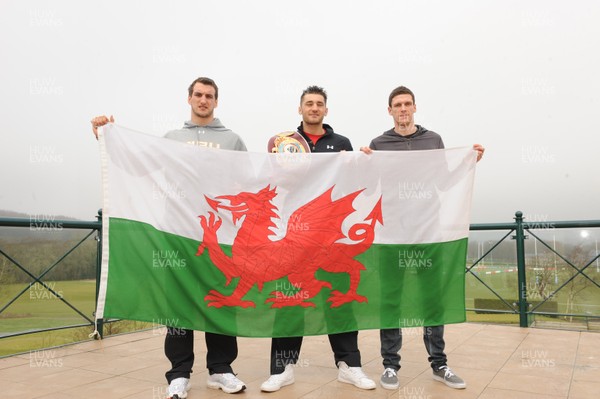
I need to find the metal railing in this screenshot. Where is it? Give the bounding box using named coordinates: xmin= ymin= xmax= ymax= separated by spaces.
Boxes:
xmin=0 ymin=212 xmax=102 ymax=340
xmin=1 ymin=210 xmax=599 ymax=346
xmin=468 ymin=211 xmax=600 ymax=327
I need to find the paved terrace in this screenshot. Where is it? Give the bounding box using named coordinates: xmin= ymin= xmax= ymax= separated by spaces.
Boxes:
xmin=0 ymin=323 xmax=598 ymax=398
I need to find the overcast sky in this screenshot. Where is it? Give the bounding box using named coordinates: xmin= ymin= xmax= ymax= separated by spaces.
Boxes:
xmin=0 ymin=0 xmax=598 ymax=225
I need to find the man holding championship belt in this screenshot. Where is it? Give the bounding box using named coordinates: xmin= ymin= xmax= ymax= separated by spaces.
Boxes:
xmin=261 ymin=86 xmax=376 ymax=392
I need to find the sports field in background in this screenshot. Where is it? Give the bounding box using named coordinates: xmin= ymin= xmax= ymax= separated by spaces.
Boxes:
xmin=1 ymin=274 xmax=599 ymax=357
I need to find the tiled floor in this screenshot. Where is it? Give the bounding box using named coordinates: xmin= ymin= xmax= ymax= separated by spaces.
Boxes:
xmin=0 ymin=323 xmax=598 ymax=398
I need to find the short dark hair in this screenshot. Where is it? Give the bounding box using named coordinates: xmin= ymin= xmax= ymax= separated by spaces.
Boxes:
xmin=388 ymin=86 xmax=415 ymax=106
xmin=301 ymin=85 xmax=327 ymax=104
xmin=188 ymin=77 xmax=219 ymax=99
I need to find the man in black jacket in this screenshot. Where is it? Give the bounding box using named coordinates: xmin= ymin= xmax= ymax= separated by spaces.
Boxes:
xmin=260 ymin=86 xmax=376 ymax=392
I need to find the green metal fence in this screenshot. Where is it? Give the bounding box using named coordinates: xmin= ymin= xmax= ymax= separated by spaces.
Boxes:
xmin=0 ymin=212 xmax=103 ymax=342
xmin=468 ymin=211 xmax=600 ymax=327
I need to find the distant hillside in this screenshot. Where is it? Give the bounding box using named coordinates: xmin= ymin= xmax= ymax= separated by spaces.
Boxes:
xmin=0 ymin=210 xmax=80 ymax=220
xmin=0 ymin=210 xmax=94 ymax=242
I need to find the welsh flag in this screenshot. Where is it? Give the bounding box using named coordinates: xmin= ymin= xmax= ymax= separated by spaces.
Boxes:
xmin=96 ymin=124 xmax=477 ymax=337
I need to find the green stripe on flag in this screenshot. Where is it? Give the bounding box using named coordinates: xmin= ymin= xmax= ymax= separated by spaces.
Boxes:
xmin=103 ymin=218 xmax=466 ymax=337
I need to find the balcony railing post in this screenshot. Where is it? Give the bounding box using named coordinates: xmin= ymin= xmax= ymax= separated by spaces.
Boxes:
xmin=94 ymin=209 xmax=104 ymax=339
xmin=515 ymin=211 xmax=531 ymax=327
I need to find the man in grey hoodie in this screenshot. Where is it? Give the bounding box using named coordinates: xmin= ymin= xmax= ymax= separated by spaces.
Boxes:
xmin=361 ymin=85 xmax=484 ymax=392
xmin=91 ymin=77 xmax=247 ymax=399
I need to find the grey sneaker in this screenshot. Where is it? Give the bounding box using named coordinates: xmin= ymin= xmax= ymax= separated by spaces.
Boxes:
xmin=207 ymin=372 xmax=246 ymax=393
xmin=432 ymin=365 xmax=466 ymax=389
xmin=380 ymin=367 xmax=399 ymax=390
xmin=167 ymin=377 xmax=190 ymax=399
xmin=337 ymin=361 xmax=376 ymax=390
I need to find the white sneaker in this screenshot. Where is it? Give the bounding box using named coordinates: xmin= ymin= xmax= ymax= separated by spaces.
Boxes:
xmin=337 ymin=361 xmax=376 ymax=390
xmin=167 ymin=377 xmax=190 ymax=399
xmin=260 ymin=364 xmax=295 ymax=392
xmin=207 ymin=372 xmax=246 ymax=393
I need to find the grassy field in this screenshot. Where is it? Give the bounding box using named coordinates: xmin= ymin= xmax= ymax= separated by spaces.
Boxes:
xmin=0 ymin=280 xmax=96 ymax=332
xmin=466 ymin=266 xmax=600 ymax=308
xmin=1 ymin=275 xmax=598 ymax=357
xmin=0 ymin=280 xmax=97 ymax=356
xmin=0 ymin=279 xmax=165 ymax=356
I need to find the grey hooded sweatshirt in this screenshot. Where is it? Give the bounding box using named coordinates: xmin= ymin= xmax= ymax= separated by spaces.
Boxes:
xmin=369 ymin=125 xmax=444 ymax=151
xmin=164 ymin=119 xmax=247 ymax=151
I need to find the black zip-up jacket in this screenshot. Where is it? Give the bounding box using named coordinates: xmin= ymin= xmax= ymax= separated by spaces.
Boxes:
xmin=297 ymin=123 xmax=353 ymax=153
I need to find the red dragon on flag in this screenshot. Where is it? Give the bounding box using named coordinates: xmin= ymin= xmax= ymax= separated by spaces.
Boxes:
xmin=196 ymin=185 xmax=383 ymax=309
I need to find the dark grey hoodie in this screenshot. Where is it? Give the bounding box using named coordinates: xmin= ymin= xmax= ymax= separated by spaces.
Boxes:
xmin=369 ymin=125 xmax=444 ymax=151
xmin=164 ymin=119 xmax=247 ymax=151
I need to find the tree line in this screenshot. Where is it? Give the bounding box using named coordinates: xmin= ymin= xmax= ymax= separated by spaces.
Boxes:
xmin=0 ymin=235 xmax=97 ymax=285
